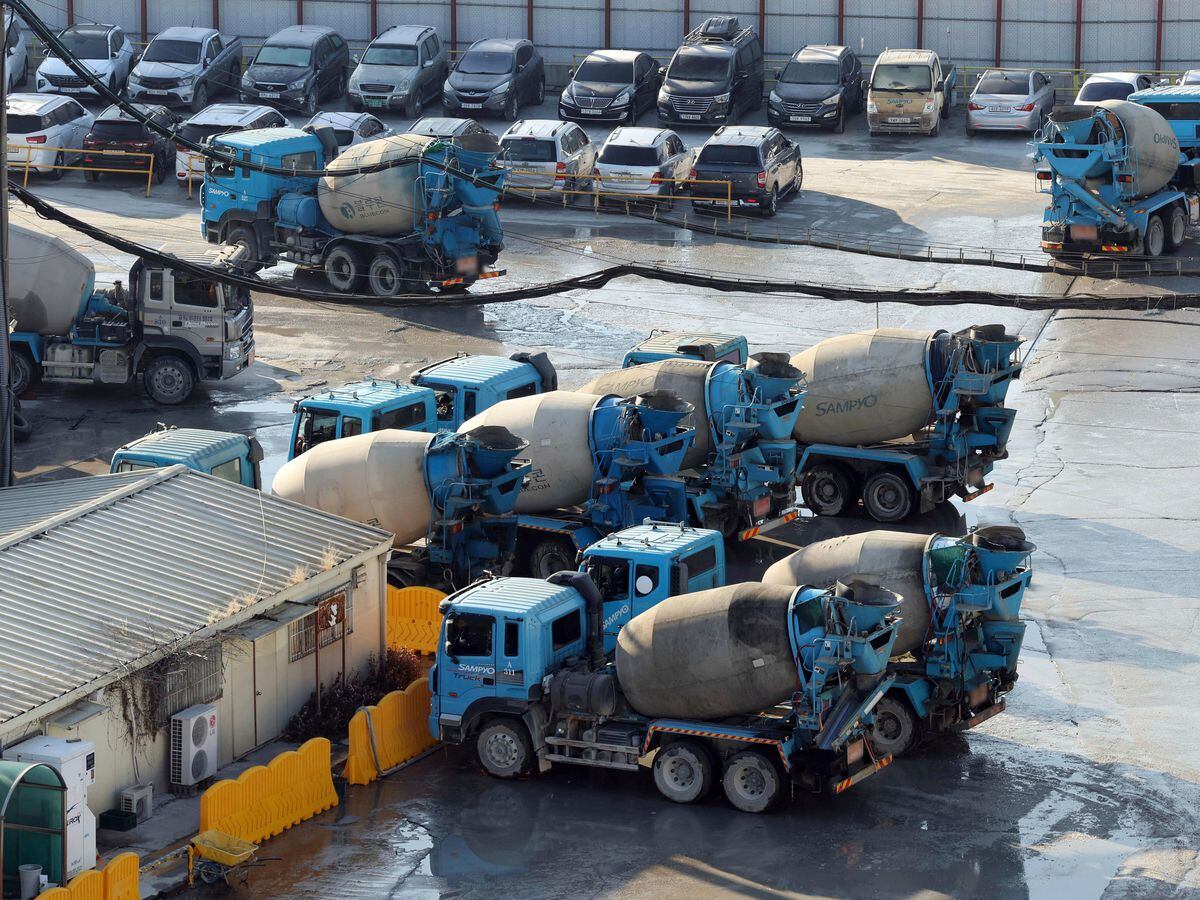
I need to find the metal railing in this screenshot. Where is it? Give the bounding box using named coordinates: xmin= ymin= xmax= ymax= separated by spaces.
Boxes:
xmin=6 ymin=142 xmax=157 ymax=195
xmin=504 ymin=168 xmax=733 ymax=220
xmin=958 ymin=65 xmax=1185 ymax=101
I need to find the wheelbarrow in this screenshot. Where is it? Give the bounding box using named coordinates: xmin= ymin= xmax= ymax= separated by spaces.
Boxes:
xmin=187 ymin=829 xmax=263 ymax=887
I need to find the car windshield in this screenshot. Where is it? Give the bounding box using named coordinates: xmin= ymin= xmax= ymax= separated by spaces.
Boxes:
xmin=779 ymin=61 xmax=839 ymax=85
xmin=1079 ymin=81 xmax=1134 ymax=101
xmin=669 ymin=49 xmax=730 ymax=81
xmin=1183 ymin=71 xmax=1200 ymax=85
xmin=871 ymin=64 xmax=932 ymax=92
xmin=7 ymin=115 xmax=45 ymax=134
xmin=976 ymin=74 xmax=1029 ymax=95
xmin=458 ymin=50 xmax=513 ymax=75
xmin=599 ymin=144 xmax=658 ymax=166
xmin=256 ymin=45 xmax=311 ymax=67
xmin=698 ymin=144 xmax=760 ymax=165
xmin=363 ymin=44 xmax=418 ymax=67
xmin=575 ymin=59 xmax=633 ymax=83
xmin=91 ymin=120 xmax=147 ymax=141
xmin=180 ymin=122 xmax=240 ymax=143
xmin=503 ymin=138 xmax=556 ymax=162
xmin=53 ymin=33 xmax=110 ymax=59
xmin=143 ymin=38 xmax=201 ymax=64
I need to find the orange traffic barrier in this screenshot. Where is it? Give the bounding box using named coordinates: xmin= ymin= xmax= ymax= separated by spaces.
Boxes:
xmin=199 ymin=738 xmax=337 ymax=844
xmin=345 ymin=677 xmax=437 ymax=786
xmin=386 ymin=585 xmax=446 ymax=654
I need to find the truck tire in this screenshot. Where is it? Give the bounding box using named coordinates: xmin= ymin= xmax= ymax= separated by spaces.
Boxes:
xmin=800 ymin=462 xmax=857 ymax=518
xmin=722 ymin=750 xmax=785 ymax=813
xmin=1144 ymin=214 xmax=1166 ymax=258
xmin=928 ymin=116 xmax=940 ymax=138
xmin=528 ymin=537 xmax=576 ymax=580
xmin=1167 ymin=206 xmax=1187 ymax=252
xmin=869 ymin=696 xmax=921 ymax=757
xmin=10 ymin=347 xmax=37 ymax=397
xmin=652 ymin=740 xmax=714 ymax=804
xmin=324 ymin=245 xmax=364 ymax=293
xmin=367 ymin=251 xmax=405 ymax=297
xmin=143 ymin=354 xmax=196 ymax=405
xmin=224 ymin=224 xmax=262 ymax=270
xmin=475 ymin=718 xmax=533 ymax=779
xmin=862 ymin=469 xmax=915 ymax=523
xmin=12 ymin=401 xmax=32 ymax=443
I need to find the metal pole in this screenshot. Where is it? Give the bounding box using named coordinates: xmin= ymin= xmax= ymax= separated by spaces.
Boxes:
xmin=370 ymin=0 xmax=378 ymax=38
xmin=0 ymin=24 xmax=11 ymax=489
xmin=451 ymin=0 xmax=458 ymax=51
xmin=1154 ymin=0 xmax=1164 ymax=71
xmin=527 ymin=0 xmax=534 ymax=40
xmin=297 ymin=0 xmax=304 ymax=26
xmin=603 ymin=0 xmax=611 ymax=47
xmin=758 ymin=0 xmax=765 ymax=50
xmin=67 ymin=0 xmax=74 ymax=26
xmin=212 ymin=0 xmax=220 ymax=30
xmin=916 ymin=0 xmax=923 ymax=47
xmin=140 ymin=0 xmax=148 ymax=43
xmin=994 ymin=0 xmax=1002 ymax=66
xmin=837 ymin=0 xmax=845 ymax=45
xmin=1074 ymin=0 xmax=1083 ymax=70
xmin=683 ymin=0 xmax=690 ymax=36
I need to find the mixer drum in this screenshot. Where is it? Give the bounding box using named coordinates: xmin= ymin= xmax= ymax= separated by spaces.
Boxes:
xmin=8 ymin=224 xmax=93 ymax=335
xmin=318 ymin=133 xmax=436 ymax=235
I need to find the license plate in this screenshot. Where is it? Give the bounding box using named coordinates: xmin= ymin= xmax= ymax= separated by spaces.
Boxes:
xmin=681 ymin=113 xmax=701 ymax=120
xmin=365 ymin=98 xmax=386 ymax=108
xmin=62 ymin=87 xmax=84 ymax=93
xmin=259 ymin=91 xmax=280 ymax=99
xmin=790 ymin=115 xmax=811 ymax=122
xmin=581 ymin=108 xmax=602 ymax=115
xmin=988 ymin=106 xmax=1011 ymax=112
xmin=887 ymin=116 xmax=911 ymax=124
xmin=462 ymin=102 xmax=482 ymax=109
xmin=144 ymin=90 xmax=168 ymax=96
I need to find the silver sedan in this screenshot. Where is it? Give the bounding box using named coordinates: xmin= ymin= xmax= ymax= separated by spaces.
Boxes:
xmin=967 ymin=69 xmax=1055 ymax=135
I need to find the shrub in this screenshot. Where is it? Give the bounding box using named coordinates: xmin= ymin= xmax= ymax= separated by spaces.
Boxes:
xmin=284 ymin=648 xmax=422 ymax=742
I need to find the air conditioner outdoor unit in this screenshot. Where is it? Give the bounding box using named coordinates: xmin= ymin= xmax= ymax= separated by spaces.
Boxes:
xmin=169 ymin=703 xmax=219 ymax=787
xmin=119 ymin=783 xmax=154 ymax=823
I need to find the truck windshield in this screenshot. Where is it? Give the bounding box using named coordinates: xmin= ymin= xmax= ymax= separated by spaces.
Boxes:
xmin=1078 ymin=81 xmax=1134 ymax=102
xmin=296 ymin=407 xmax=340 ymax=456
xmin=255 ymin=45 xmax=312 ymax=68
xmin=143 ymin=39 xmax=201 ymax=64
xmin=114 ymin=460 xmax=157 ymax=473
xmin=575 ymin=59 xmax=633 ymax=83
xmin=424 ymin=383 xmax=457 ymax=423
xmin=502 ymin=138 xmax=556 ymax=162
xmin=871 ymin=64 xmax=932 ymax=92
xmin=779 ymin=61 xmax=839 ymax=85
xmin=457 ymin=51 xmax=513 ymax=75
xmin=976 ymin=74 xmax=1028 ymax=95
xmin=363 ymin=45 xmax=418 ymax=67
xmin=446 ymin=613 xmax=493 ymax=656
xmin=697 ymin=145 xmax=760 ymax=165
xmin=669 ymin=49 xmax=731 ymax=81
xmin=586 ymin=557 xmax=630 ymax=600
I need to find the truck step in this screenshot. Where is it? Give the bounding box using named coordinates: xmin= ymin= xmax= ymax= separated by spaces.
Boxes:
xmin=544 ymin=752 xmax=639 ymax=772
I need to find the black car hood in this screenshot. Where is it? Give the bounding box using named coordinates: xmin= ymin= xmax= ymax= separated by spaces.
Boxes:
xmin=568 ymin=79 xmax=629 ymax=99
xmin=663 ymin=77 xmax=730 ymax=97
xmin=248 ymin=64 xmax=310 ymax=84
xmin=449 ymin=71 xmax=512 ymax=91
xmin=774 ymin=82 xmax=842 ymax=102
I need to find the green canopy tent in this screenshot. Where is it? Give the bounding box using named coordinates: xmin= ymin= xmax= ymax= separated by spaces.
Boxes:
xmin=0 ymin=761 xmax=66 ymax=896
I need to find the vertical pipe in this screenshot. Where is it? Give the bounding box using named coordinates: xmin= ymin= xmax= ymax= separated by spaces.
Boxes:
xmin=212 ymin=0 xmax=220 ymax=30
xmin=837 ymin=0 xmax=845 ymax=45
xmin=604 ymin=0 xmax=612 ymax=47
xmin=916 ymin=0 xmax=923 ymax=47
xmin=758 ymin=0 xmax=766 ymax=50
xmin=297 ymin=0 xmax=304 ymax=26
xmin=451 ymin=0 xmax=458 ymax=51
xmin=370 ymin=0 xmax=379 ymax=38
xmin=0 ymin=39 xmax=10 ymax=491
xmin=1154 ymin=0 xmax=1164 ymax=72
xmin=1074 ymin=0 xmax=1083 ymax=70
xmin=994 ymin=0 xmax=1002 ymax=65
xmin=252 ymin=640 xmax=258 ymax=748
xmin=683 ymin=0 xmax=690 ymax=37
xmin=66 ymin=0 xmax=74 ymax=26
xmin=140 ymin=0 xmax=148 ymax=43
xmin=527 ymin=0 xmax=534 ymax=40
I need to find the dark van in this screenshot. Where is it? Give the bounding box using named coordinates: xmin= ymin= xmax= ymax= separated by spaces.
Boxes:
xmin=657 ymin=16 xmax=764 ymax=126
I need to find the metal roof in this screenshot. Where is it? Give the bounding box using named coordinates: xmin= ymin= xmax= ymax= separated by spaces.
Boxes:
xmin=0 ymin=467 xmax=391 ymax=729
xmin=449 ymin=577 xmax=579 ymax=618
xmin=302 ymin=379 xmax=430 ymax=409
xmin=586 ymin=522 xmax=718 ymax=557
xmin=220 ymin=126 xmax=315 ymax=150
xmin=112 ymin=428 xmax=247 ymax=469
xmin=1132 ymin=85 xmax=1200 ymax=100
xmin=414 ymin=354 xmax=530 ymax=387
xmin=632 ymin=331 xmax=744 ymax=353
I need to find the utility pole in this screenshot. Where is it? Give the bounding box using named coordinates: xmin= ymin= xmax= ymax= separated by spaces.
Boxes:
xmin=0 ymin=2 xmax=13 ymax=489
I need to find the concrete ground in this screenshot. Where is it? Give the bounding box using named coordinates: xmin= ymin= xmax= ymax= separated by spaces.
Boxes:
xmin=10 ymin=96 xmax=1200 ymax=897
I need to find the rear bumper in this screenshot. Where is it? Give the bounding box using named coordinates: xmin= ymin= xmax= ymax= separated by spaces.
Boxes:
xmin=968 ymin=109 xmax=1041 ymax=132
xmin=1041 ymin=222 xmax=1141 ymax=254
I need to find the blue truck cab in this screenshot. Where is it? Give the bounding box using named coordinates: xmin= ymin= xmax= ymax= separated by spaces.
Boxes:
xmin=623 ymin=331 xmax=749 ymax=367
xmin=1131 ymin=84 xmax=1200 ymax=157
xmin=410 ymin=351 xmax=557 ymax=429
xmin=110 ymin=426 xmax=263 ymax=488
xmin=289 ymin=379 xmax=437 ymax=460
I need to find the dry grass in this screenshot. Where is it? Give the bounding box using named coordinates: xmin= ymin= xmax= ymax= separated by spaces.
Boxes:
xmin=207 ymin=590 xmax=259 ymax=625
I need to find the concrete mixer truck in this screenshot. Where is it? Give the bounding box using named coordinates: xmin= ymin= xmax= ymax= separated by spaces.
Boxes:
xmin=1034 ymin=99 xmax=1200 ymax=258
xmin=200 ymin=127 xmax=506 ymax=296
xmin=430 ymin=572 xmax=900 ymax=812
xmin=272 ymin=425 xmax=530 ymax=589
xmin=6 ymin=225 xmax=254 ymax=404
xmin=762 ymin=526 xmax=1034 ymax=756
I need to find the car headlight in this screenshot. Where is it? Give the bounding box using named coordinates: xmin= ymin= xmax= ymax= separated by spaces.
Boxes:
xmin=867 ymin=100 xmax=877 ymax=113
xmin=396 ymin=79 xmax=410 ymax=94
xmin=490 ymin=81 xmax=510 ymax=96
xmin=769 ymin=90 xmax=782 ymax=105
xmin=821 ymin=94 xmax=841 ymax=105
xmin=128 ymin=72 xmax=142 ymax=85
xmin=179 ymin=75 xmax=194 ymax=87
xmin=923 ymin=100 xmax=935 ymax=114
xmin=715 ymin=92 xmax=731 ymax=104
xmin=614 ymin=87 xmax=633 ymax=105
xmin=241 ymin=74 xmax=254 ymax=89
xmin=288 ymin=77 xmax=308 ymax=90
xmin=658 ymin=87 xmax=670 ymax=103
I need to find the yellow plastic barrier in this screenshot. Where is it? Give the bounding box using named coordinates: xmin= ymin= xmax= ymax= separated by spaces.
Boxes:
xmin=386 ymin=586 xmax=446 ymax=654
xmin=64 ymin=869 xmax=102 ymax=899
xmin=38 ymin=890 xmax=70 ymax=899
xmin=345 ymin=677 xmax=437 ymax=786
xmin=101 ymin=853 xmax=139 ymax=900
xmin=199 ymin=738 xmax=337 ymax=845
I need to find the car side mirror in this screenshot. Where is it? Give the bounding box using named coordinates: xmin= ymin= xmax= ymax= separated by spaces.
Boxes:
xmin=568 ymin=65 xmax=576 ymax=77
xmin=352 ymin=52 xmax=361 ymax=63
xmin=423 ymin=59 xmax=433 ymax=68
xmin=658 ymin=65 xmax=667 ymax=77
xmin=773 ymin=67 xmax=782 ymax=78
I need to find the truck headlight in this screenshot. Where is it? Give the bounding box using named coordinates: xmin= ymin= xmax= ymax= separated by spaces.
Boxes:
xmin=226 ymin=344 xmax=243 ymax=360
xmin=867 ymin=100 xmax=877 ymax=113
xmin=821 ymin=93 xmax=841 ymax=105
xmin=923 ymin=100 xmax=936 ymax=114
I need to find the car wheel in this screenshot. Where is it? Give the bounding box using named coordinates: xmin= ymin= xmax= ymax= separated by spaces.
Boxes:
xmin=324 ymin=245 xmax=364 ymax=293
xmin=475 ymin=718 xmax=533 ymax=779
xmin=966 ymin=125 xmax=976 ymax=138
xmin=107 ymin=74 xmax=117 ymax=96
xmin=84 ymin=169 xmax=100 ymax=183
xmin=928 ymin=115 xmax=940 ymax=138
xmin=759 ymin=186 xmax=777 ymax=218
xmin=404 ymin=91 xmax=421 ymax=119
xmin=48 ymin=150 xmax=65 ymax=180
xmin=12 ymin=400 xmax=32 ymax=443
xmin=503 ymin=93 xmax=518 ymax=121
xmin=143 ymin=354 xmax=196 ymax=405
xmin=153 ymin=154 xmax=167 ymax=184
xmin=833 ymin=104 xmax=845 ymax=134
xmin=535 ymin=78 xmax=545 ymax=104
xmin=190 ymin=82 xmax=208 ymax=114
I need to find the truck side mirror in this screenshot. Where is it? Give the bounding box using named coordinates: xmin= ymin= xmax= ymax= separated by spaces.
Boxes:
xmin=935 ymin=79 xmax=944 ymax=92
xmin=444 ymin=640 xmax=458 ymax=663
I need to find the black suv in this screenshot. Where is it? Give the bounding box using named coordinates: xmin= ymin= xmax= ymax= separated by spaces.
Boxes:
xmin=83 ymin=104 xmax=180 ymax=184
xmin=240 ymin=25 xmax=350 ymax=115
xmin=690 ymin=126 xmax=801 ymax=217
xmin=443 ymin=38 xmax=545 ymax=121
xmin=657 ymin=16 xmax=764 ymax=126
xmin=768 ymin=44 xmax=863 ymax=133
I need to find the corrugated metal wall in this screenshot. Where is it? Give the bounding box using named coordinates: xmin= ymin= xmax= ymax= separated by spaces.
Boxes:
xmin=25 ymin=0 xmax=1198 ymax=73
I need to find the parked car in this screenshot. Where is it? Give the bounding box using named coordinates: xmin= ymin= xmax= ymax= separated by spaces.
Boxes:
xmin=966 ymin=68 xmax=1054 ymax=135
xmin=657 ymin=16 xmax=764 ymax=127
xmin=304 ymin=111 xmax=393 ymax=150
xmin=240 ymin=25 xmax=350 ymax=115
xmin=36 ymin=23 xmax=136 ymax=96
xmin=866 ymin=49 xmax=957 ymax=136
xmin=594 ymin=126 xmax=691 ymax=204
xmin=690 ymin=125 xmax=800 ymax=216
xmin=128 ymin=27 xmax=242 ymax=112
xmin=83 ymin=103 xmax=180 ymax=184
xmin=348 ymin=24 xmax=447 ymax=117
xmin=443 ymin=38 xmax=545 ymax=121
xmin=176 ymin=103 xmax=286 ymax=182
xmin=767 ymin=44 xmax=862 ymax=133
xmin=1182 ymin=69 xmax=1200 ymax=86
xmin=1073 ymin=72 xmax=1153 ymax=105
xmin=409 ymin=116 xmax=497 ymax=143
xmin=5 ymin=93 xmax=93 ymax=178
xmin=499 ymin=119 xmax=597 ymax=194
xmin=4 ymin=10 xmax=28 ymax=92
xmin=559 ymin=49 xmax=661 ymax=124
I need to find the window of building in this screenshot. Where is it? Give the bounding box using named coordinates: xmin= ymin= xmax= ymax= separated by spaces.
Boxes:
xmin=288 ymin=591 xmax=353 ymax=662
xmin=153 ymin=643 xmax=223 ymax=728
xmin=550 ymin=610 xmax=582 ymax=651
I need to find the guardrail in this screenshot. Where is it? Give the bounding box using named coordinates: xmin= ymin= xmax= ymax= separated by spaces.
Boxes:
xmin=957 ymin=65 xmax=1184 ymax=100
xmin=183 ymin=153 xmax=207 ymax=199
xmin=6 ymin=142 xmax=158 ymax=196
xmin=505 ymin=169 xmax=734 ymax=221
xmin=36 ymin=852 xmax=140 ymax=900
xmin=344 ymin=677 xmax=437 ymax=786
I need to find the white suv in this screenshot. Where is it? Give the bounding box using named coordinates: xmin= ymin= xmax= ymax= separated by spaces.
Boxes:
xmin=499 ymin=119 xmax=597 ymax=194
xmin=5 ymin=93 xmax=94 ymax=178
xmin=176 ymin=103 xmax=287 ymax=181
xmin=595 ymin=126 xmax=691 ymax=201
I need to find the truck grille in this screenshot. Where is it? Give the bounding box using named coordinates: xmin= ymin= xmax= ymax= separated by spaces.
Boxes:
xmin=670 ymin=96 xmax=714 ymax=115
xmin=46 ymin=73 xmax=87 ymax=88
xmin=360 ymin=83 xmax=393 ymax=93
xmin=139 ymin=76 xmax=180 ymax=90
xmin=782 ymin=101 xmax=823 ymax=115
xmin=575 ymin=95 xmax=611 ymax=109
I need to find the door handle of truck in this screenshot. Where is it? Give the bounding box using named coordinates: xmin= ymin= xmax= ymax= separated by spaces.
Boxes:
xmin=483 ymin=677 xmax=495 ymax=685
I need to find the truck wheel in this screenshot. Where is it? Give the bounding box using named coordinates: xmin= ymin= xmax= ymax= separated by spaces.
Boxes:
xmin=528 ymin=537 xmax=575 ymax=579
xmin=869 ymin=696 xmax=920 ymax=757
xmin=143 ymin=354 xmax=196 ymax=405
xmin=928 ymin=116 xmax=940 ymax=137
xmin=800 ymin=462 xmax=856 ymax=517
xmin=475 ymin=718 xmax=533 ymax=779
xmin=1166 ymin=206 xmax=1187 ymax=252
xmin=224 ymin=225 xmax=261 ymax=270
xmin=1144 ymin=214 xmax=1166 ymax=258
xmin=652 ymin=740 xmax=714 ymax=804
xmin=10 ymin=347 xmax=36 ymax=397
xmin=722 ymin=750 xmax=785 ymax=813
xmin=862 ymin=469 xmax=915 ymax=523
xmin=367 ymin=252 xmax=405 ymax=297
xmin=12 ymin=401 xmax=32 ymax=443
xmin=324 ymin=246 xmax=364 ymax=293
